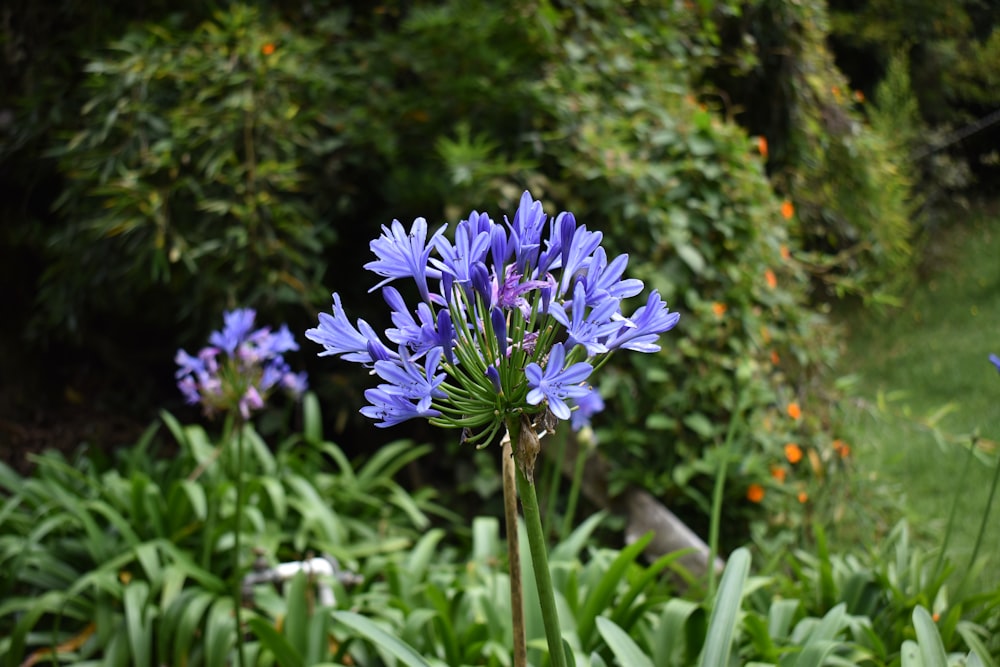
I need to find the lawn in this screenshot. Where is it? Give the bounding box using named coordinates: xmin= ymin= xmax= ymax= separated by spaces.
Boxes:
xmin=835 ymin=200 xmax=1000 ymax=588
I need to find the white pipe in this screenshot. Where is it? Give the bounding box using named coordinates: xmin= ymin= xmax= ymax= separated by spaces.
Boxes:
xmin=242 ymin=555 xmax=361 ymax=608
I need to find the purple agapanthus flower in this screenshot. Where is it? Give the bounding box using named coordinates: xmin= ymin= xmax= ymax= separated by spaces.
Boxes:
xmin=176 ymin=309 xmax=307 ymax=419
xmin=306 ymin=293 xmax=396 ymax=365
xmin=365 ymin=217 xmax=445 ymax=304
xmin=605 ymin=291 xmax=681 ymax=353
xmin=547 ymin=282 xmax=622 ymax=356
xmin=525 ymin=343 xmax=593 ymax=420
xmin=570 ymin=387 xmax=605 ymax=432
xmin=990 ymin=353 xmax=1000 ymax=373
xmin=307 ymin=191 xmax=679 ymax=445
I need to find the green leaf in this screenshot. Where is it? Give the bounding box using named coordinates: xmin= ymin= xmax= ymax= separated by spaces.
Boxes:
xmin=249 ymin=616 xmax=304 ymax=667
xmin=356 ymin=441 xmax=431 ymax=487
xmin=406 ymin=528 xmax=446 ymax=582
xmin=677 ymin=243 xmax=706 ymax=274
xmin=425 ymin=582 xmax=460 ymax=665
xmin=304 ymin=607 xmax=333 ymax=665
xmin=912 ymin=606 xmax=948 ymax=667
xmin=901 ymin=639 xmax=922 ymax=667
xmin=302 ymin=392 xmax=323 ymax=443
xmin=611 ymin=548 xmax=691 ymax=628
xmin=651 ymin=598 xmax=700 ymax=667
xmin=331 ymin=611 xmax=432 ymax=667
xmin=956 ymin=622 xmax=998 ymax=667
xmin=699 ymin=547 xmax=751 ymax=667
xmin=284 ymin=572 xmax=309 ymax=653
xmin=170 ymin=590 xmax=215 ymax=665
xmin=551 ymin=511 xmax=607 ymax=562
xmin=578 ymin=532 xmax=653 ymax=648
xmin=596 ymin=616 xmax=654 ymax=667
xmin=179 ymin=479 xmax=208 ymax=521
xmin=134 ymin=542 xmax=161 ymax=588
xmin=803 ymin=603 xmax=848 ymax=643
xmin=123 ymin=581 xmax=152 ymax=667
xmin=472 ymin=516 xmax=501 ymax=562
xmin=159 ymin=411 xmax=189 ymax=450
xmin=204 ymin=597 xmax=235 ymax=667
xmin=767 ymin=598 xmax=800 ymax=640
xmin=792 ymin=640 xmax=839 ymax=667
xmin=682 ymin=413 xmax=715 ymax=439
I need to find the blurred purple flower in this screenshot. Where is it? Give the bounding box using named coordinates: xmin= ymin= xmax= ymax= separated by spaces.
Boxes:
xmin=176 ymin=308 xmax=306 ymax=418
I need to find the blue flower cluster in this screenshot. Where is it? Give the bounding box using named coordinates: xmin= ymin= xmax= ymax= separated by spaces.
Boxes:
xmin=306 ymin=192 xmax=678 ymax=445
xmin=176 ymin=308 xmax=308 ymax=419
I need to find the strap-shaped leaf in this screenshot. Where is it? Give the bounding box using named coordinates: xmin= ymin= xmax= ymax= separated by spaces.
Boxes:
xmin=249 ymin=616 xmax=304 ymax=667
xmin=331 ymin=610 xmax=432 ymax=667
xmin=912 ymin=606 xmax=948 ymax=667
xmin=596 ymin=616 xmax=654 ymax=667
xmin=699 ymin=547 xmax=751 ymax=667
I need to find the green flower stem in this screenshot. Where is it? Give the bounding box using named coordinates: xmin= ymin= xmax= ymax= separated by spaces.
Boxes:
xmin=233 ymin=419 xmax=247 ymax=667
xmin=936 ymin=439 xmax=974 ymax=578
xmin=560 ymin=431 xmax=589 ymax=542
xmin=708 ymin=389 xmax=744 ymax=599
xmin=513 ymin=444 xmax=567 ymax=667
xmin=968 ymin=441 xmax=1000 ymax=575
xmin=502 ymin=436 xmax=528 ymax=667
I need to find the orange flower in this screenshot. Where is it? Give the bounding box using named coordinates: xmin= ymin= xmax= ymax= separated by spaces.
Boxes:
xmin=765 ymin=268 xmax=777 ymax=289
xmin=747 ymin=484 xmax=765 ymax=503
xmin=785 ymin=442 xmax=803 ymax=464
xmin=797 ymin=490 xmax=809 ymax=503
xmin=261 ymin=43 xmax=276 ymax=56
xmin=832 ymin=439 xmax=851 ymax=459
xmin=786 ymin=402 xmax=801 ymax=420
xmin=831 ymin=85 xmax=841 ymax=100
xmin=780 ymin=244 xmax=790 ymax=260
xmin=853 ymin=90 xmax=865 ymax=103
xmin=757 ymin=136 xmax=769 ymax=159
xmin=770 ymin=466 xmax=786 ymax=483
xmin=780 ymin=200 xmax=795 ymax=220
xmin=770 ymin=350 xmax=780 ymax=365
xmin=932 ymin=612 xmax=940 ymax=622
xmin=711 ymin=301 xmax=727 ymax=317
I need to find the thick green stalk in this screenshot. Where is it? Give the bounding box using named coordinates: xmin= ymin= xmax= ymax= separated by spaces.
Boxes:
xmin=233 ymin=420 xmax=247 ymax=667
xmin=516 ymin=466 xmax=567 ymax=667
xmin=502 ymin=435 xmax=528 ymax=667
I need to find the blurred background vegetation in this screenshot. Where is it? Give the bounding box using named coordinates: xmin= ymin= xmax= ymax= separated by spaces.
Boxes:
xmin=1 ymin=0 xmax=998 ymax=550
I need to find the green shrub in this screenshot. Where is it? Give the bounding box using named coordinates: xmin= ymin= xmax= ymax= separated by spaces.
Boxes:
xmin=40 ymin=6 xmax=344 ymax=339
xmin=770 ymin=0 xmax=919 ymax=306
xmin=513 ymin=3 xmax=835 ymax=545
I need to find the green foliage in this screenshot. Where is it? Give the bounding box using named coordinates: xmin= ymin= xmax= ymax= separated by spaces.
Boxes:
xmin=41 ymin=5 xmax=343 ymax=337
xmin=769 ymin=0 xmax=919 ymax=306
xmin=8 ymin=0 xmax=925 ymax=551
xmin=0 ymin=394 xmax=440 ymax=665
xmin=514 ymin=2 xmax=834 ymax=543
xmin=752 ymin=522 xmax=1000 ymax=664
xmin=3 ymin=424 xmax=999 ymax=665
xmin=829 ymin=0 xmax=1000 ymax=125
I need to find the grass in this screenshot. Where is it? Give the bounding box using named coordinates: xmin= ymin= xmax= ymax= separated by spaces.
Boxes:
xmin=834 ymin=200 xmax=1000 ymax=588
